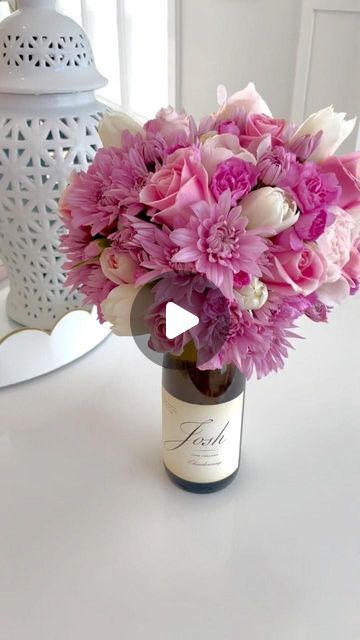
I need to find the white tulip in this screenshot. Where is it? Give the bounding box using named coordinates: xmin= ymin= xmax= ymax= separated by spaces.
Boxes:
xmin=98 ymin=111 xmax=143 ymax=148
xmin=291 ymin=106 xmax=356 ymax=162
xmin=235 ymin=277 xmax=268 ymax=311
xmin=241 ymin=187 xmax=299 ymax=236
xmin=101 ymin=284 xmax=152 ymax=336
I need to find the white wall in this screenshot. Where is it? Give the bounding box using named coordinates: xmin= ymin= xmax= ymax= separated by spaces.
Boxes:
xmin=180 ymin=0 xmax=302 ymax=120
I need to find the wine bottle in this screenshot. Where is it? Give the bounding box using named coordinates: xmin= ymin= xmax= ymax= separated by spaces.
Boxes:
xmin=162 ymin=347 xmax=246 ymax=493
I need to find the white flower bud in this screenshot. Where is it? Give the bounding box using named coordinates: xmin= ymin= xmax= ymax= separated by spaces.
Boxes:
xmin=98 ymin=111 xmax=143 ymax=148
xmin=241 ymin=186 xmax=299 ymax=237
xmin=235 ymin=277 xmax=269 ymax=311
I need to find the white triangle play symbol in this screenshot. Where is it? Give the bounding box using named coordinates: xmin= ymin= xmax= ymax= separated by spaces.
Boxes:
xmin=165 ymin=302 xmax=199 ymax=340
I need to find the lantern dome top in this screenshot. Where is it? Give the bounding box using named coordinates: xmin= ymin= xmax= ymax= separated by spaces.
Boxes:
xmin=0 ymin=0 xmax=107 ymax=94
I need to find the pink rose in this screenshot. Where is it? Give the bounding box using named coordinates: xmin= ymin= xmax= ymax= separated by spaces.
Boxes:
xmin=245 ymin=113 xmax=287 ymax=138
xmin=144 ymin=106 xmax=195 ymax=149
xmin=240 ymin=114 xmax=294 ymax=150
xmin=320 ymin=153 xmax=360 ymax=209
xmin=200 ymin=133 xmax=255 ymax=179
xmin=199 ymin=84 xmax=271 ymax=139
xmin=100 ymin=247 xmax=138 ymax=284
xmin=140 ymin=147 xmax=211 ymax=227
xmin=264 ymin=245 xmax=325 ymax=296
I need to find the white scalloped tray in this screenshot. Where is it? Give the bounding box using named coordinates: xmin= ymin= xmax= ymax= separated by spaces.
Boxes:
xmin=0 ymin=280 xmax=111 ymax=388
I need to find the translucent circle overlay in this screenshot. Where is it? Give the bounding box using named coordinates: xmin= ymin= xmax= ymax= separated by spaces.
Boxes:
xmin=130 ymin=273 xmax=231 ymax=368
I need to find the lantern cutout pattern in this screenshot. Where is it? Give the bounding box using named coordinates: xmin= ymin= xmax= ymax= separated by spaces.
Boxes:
xmin=0 ymin=0 xmax=107 ymax=330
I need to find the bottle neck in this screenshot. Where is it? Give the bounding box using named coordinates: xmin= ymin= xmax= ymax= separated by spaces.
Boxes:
xmin=162 ymin=349 xmax=246 ymax=404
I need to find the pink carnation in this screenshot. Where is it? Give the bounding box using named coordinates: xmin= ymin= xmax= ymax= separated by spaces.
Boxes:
xmin=285 ymin=162 xmax=341 ymax=214
xmin=210 ymin=157 xmax=259 ymax=205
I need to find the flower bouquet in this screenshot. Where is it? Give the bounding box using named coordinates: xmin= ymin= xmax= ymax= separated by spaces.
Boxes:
xmin=60 ymin=83 xmax=359 ymax=491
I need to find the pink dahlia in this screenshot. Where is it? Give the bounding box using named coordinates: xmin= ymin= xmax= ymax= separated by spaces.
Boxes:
xmin=120 ymin=129 xmax=167 ymax=167
xmin=197 ymin=294 xmax=301 ymax=379
xmin=66 ymin=262 xmax=116 ymax=319
xmin=59 ymin=145 xmax=150 ymax=236
xmin=304 ymin=293 xmax=331 ymax=322
xmin=60 ymin=225 xmax=98 ymax=270
xmin=170 ymin=191 xmax=267 ymax=298
xmin=131 ymin=219 xmax=196 ymax=285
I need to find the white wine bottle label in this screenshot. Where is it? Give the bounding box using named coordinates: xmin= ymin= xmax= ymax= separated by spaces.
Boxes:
xmin=162 ymin=387 xmax=244 ymax=484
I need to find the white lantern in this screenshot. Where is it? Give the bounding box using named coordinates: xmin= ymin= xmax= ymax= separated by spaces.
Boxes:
xmin=0 ymin=0 xmax=107 ymax=329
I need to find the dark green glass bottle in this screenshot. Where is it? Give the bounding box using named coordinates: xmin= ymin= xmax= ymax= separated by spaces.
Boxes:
xmin=162 ymin=347 xmax=246 ymax=493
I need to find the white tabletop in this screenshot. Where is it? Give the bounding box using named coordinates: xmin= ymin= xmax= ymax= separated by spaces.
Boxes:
xmin=0 ymin=297 xmax=359 ymax=640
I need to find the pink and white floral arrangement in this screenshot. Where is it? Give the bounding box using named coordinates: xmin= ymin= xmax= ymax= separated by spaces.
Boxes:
xmin=60 ymin=83 xmax=360 ymax=378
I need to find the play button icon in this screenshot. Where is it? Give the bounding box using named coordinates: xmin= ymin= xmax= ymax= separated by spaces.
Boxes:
xmin=130 ymin=272 xmax=231 ymax=368
xmin=165 ymin=302 xmax=199 ymax=340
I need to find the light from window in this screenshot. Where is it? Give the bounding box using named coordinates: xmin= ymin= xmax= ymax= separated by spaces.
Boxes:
xmin=56 ymin=0 xmax=169 ymax=119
